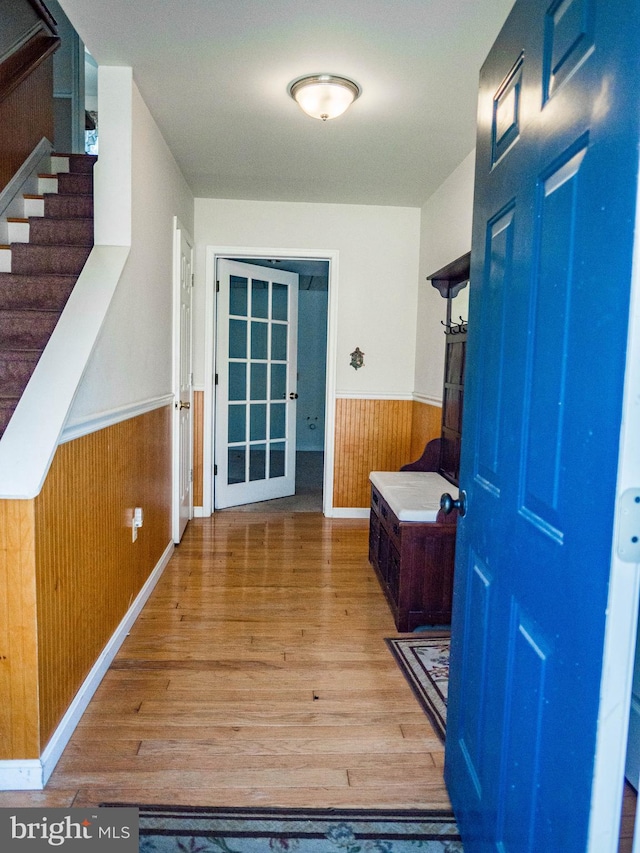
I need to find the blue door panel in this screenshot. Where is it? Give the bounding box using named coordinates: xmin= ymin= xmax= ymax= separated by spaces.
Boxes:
xmin=543 ymin=0 xmax=595 ymax=101
xmin=499 ymin=610 xmax=549 ymax=851
xmin=476 ymin=205 xmax=515 ymax=492
xmin=521 ymin=143 xmax=588 ymax=539
xmin=445 ymin=0 xmax=640 ymax=849
xmin=457 ymin=555 xmax=493 ymax=795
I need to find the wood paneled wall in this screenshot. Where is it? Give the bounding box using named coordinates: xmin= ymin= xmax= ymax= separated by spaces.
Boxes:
xmin=193 ymin=390 xmax=204 ymax=507
xmin=0 ymin=406 xmax=172 ymax=759
xmin=34 ymin=406 xmax=172 ymax=749
xmin=0 ymin=0 xmax=58 ymax=192
xmin=191 ymin=395 xmax=444 ymax=512
xmin=333 ymin=398 xmax=414 ymax=508
xmin=0 ymin=500 xmax=39 ymax=759
xmin=0 ymin=58 xmax=55 ymax=192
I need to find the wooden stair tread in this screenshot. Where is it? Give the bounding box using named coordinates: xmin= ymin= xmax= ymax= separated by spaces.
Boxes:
xmin=23 ymin=194 xmax=44 ymax=199
xmin=7 ymin=217 xmax=28 ymax=223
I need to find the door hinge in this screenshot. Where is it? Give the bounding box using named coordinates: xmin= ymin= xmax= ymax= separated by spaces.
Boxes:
xmin=189 ymin=469 xmax=193 ymax=482
xmin=191 ymin=273 xmax=195 ymax=287
xmin=189 ymin=372 xmax=194 ymax=386
xmin=214 ymin=464 xmax=218 ymax=476
xmin=617 ymin=488 xmax=640 ymax=562
xmin=216 ymin=281 xmax=220 ymax=292
xmin=215 ymin=373 xmax=219 ymax=385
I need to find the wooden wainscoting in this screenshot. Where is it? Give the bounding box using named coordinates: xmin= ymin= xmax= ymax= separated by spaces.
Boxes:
xmin=409 ymin=399 xmax=442 ymax=463
xmin=333 ymin=398 xmax=413 ymax=508
xmin=0 ymin=500 xmax=39 ymax=759
xmin=194 ymin=394 xmax=442 ymax=512
xmin=33 ymin=405 xmax=172 ymax=751
xmin=193 ymin=390 xmax=204 ymax=508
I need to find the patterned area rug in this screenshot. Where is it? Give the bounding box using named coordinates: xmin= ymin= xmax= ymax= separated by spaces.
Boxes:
xmin=385 ymin=635 xmax=450 ymax=743
xmin=126 ymin=805 xmax=462 ymax=852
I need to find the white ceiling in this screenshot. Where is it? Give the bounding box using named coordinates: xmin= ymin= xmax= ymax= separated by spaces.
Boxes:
xmin=59 ymin=0 xmax=515 ymax=207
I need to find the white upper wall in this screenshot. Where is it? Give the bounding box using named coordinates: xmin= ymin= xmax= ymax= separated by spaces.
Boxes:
xmin=68 ymin=78 xmax=194 ymax=424
xmin=415 ymin=150 xmax=476 ymax=403
xmin=193 ymin=199 xmax=421 ymax=396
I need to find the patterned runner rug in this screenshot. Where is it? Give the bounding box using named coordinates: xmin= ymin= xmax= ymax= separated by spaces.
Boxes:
xmin=121 ymin=805 xmax=462 ymax=852
xmin=385 ymin=635 xmax=450 ymax=743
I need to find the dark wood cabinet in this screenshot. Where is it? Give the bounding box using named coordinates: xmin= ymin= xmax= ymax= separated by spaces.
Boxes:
xmin=367 ymin=253 xmax=469 ymax=632
xmin=368 ymin=473 xmax=457 ymax=632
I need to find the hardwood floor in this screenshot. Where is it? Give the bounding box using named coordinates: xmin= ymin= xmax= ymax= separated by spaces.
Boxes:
xmin=2 ymin=510 xmax=635 ymax=850
xmin=0 ymin=513 xmax=450 ymax=810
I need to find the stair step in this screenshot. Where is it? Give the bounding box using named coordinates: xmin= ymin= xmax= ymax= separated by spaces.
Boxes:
xmin=23 ymin=195 xmax=45 ymax=217
xmin=0 ymin=273 xmax=77 ymax=310
xmin=0 ymin=350 xmax=43 ymax=397
xmin=10 ymin=243 xmax=91 ymax=275
xmin=7 ymin=218 xmax=29 ymax=243
xmin=55 ymin=153 xmax=97 ymax=174
xmin=0 ymin=310 xmax=60 ymax=350
xmin=44 ymin=194 xmax=93 ymax=219
xmin=28 ymin=217 xmax=93 ymax=247
xmin=56 ymin=172 xmax=93 ymax=196
xmin=50 ymin=155 xmax=69 ymax=174
xmin=38 ymin=174 xmax=58 ymax=194
xmin=0 ymin=153 xmax=97 ymax=440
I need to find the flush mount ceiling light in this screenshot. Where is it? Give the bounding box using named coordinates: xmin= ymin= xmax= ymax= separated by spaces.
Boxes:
xmin=288 ymin=74 xmax=361 ymax=121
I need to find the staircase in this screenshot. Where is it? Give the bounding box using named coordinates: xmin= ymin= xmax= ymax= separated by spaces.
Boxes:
xmin=0 ymin=154 xmax=96 ymax=439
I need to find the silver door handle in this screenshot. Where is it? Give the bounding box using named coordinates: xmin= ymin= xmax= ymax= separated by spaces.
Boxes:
xmin=176 ymin=401 xmax=191 ymax=410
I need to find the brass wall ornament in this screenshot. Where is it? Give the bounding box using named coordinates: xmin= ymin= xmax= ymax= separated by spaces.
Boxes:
xmin=350 ymin=347 xmax=365 ymax=370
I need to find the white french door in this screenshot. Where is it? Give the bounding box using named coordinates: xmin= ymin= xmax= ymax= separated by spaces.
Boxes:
xmin=172 ymin=223 xmax=193 ymax=542
xmin=214 ymin=259 xmax=299 ymax=508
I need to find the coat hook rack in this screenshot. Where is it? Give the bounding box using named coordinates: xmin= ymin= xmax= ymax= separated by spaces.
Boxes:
xmin=441 ymin=317 xmax=467 ymax=335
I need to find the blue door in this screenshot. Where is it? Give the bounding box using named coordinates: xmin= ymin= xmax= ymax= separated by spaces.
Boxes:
xmin=444 ymin=0 xmax=640 ymax=850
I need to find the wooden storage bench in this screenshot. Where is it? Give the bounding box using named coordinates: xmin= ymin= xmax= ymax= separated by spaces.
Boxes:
xmin=368 ymin=471 xmax=458 ymax=632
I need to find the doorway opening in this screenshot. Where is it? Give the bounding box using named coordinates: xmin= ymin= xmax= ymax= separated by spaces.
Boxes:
xmin=204 ymin=249 xmax=337 ymax=517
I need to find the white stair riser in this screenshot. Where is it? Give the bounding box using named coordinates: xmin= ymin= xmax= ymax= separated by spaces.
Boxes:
xmin=37 ymin=177 xmax=57 ymax=194
xmin=50 ymin=156 xmax=70 ymax=174
xmin=23 ymin=197 xmax=44 ymax=217
xmin=0 ymin=248 xmax=11 ymax=273
xmin=7 ymin=221 xmax=29 ymax=243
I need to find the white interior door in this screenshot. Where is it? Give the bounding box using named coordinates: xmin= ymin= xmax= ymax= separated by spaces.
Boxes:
xmin=215 ymin=259 xmax=298 ymax=508
xmin=172 ymin=223 xmax=193 ymax=541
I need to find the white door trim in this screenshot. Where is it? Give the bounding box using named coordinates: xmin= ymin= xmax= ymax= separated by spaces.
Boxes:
xmin=204 ymin=246 xmax=339 ymax=517
xmin=172 ymin=217 xmax=194 ymax=542
xmin=588 ymin=158 xmax=640 ymax=851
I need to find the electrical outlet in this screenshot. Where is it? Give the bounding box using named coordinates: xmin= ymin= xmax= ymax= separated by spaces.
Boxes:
xmin=132 ymin=507 xmax=144 ymax=543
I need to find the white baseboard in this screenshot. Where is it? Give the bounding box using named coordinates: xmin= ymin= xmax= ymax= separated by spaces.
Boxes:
xmin=0 ymin=540 xmax=175 ymax=791
xmin=0 ymin=760 xmax=44 ymax=791
xmin=327 ymin=507 xmax=370 ymax=519
xmin=193 ymin=506 xmax=208 ymax=518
